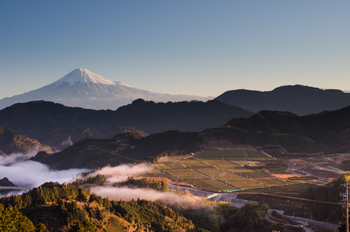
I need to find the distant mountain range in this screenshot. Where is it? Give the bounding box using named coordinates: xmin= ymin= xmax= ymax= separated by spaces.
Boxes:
xmin=0 ymin=99 xmax=253 ymax=148
xmin=203 ymin=105 xmax=350 ymax=154
xmin=216 ymin=85 xmax=350 ymax=115
xmin=0 ymin=68 xmax=212 ymax=110
xmin=33 ymin=105 xmax=350 ymax=170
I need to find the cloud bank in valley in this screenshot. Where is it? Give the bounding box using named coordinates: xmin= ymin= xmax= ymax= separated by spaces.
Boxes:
xmin=0 ymin=146 xmax=40 ymax=165
xmin=90 ymin=186 xmax=201 ymax=207
xmin=88 ymin=164 xmax=206 ymax=207
xmin=1 ymin=150 xmax=202 ymax=207
xmin=0 ymin=149 xmax=88 ymax=190
xmin=90 ymin=163 xmax=154 ymax=182
xmin=1 ymin=160 xmax=88 ymax=187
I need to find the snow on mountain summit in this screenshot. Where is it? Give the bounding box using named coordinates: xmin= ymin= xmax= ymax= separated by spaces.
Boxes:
xmin=53 ymin=68 xmax=115 ymax=86
xmin=0 ymin=68 xmax=212 ymax=110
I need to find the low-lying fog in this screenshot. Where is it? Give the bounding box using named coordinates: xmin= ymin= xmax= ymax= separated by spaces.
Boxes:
xmin=0 ymin=148 xmax=203 ymax=207
xmin=0 ymin=148 xmax=87 ymax=195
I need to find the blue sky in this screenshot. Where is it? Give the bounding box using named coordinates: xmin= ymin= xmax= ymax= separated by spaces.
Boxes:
xmin=0 ymin=1 xmax=349 ymax=98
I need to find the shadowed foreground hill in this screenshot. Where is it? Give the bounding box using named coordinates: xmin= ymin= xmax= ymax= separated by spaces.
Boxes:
xmin=0 ymin=180 xmax=288 ymax=232
xmin=0 ymin=99 xmax=253 ymax=148
xmin=0 ymin=182 xmax=196 ymax=232
xmin=32 ymin=130 xmax=203 ymax=170
xmin=32 ymin=106 xmax=350 ymax=170
xmin=41 ymin=126 xmax=148 ymax=150
xmin=216 ymin=85 xmax=350 ymax=115
xmin=220 ymin=106 xmax=350 ymax=153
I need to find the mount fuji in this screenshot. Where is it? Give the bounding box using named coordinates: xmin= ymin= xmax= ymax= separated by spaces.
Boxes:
xmin=0 ymin=68 xmax=212 ymax=110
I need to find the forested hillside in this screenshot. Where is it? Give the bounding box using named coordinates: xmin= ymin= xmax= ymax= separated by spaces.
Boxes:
xmin=0 ymin=99 xmax=252 ymax=149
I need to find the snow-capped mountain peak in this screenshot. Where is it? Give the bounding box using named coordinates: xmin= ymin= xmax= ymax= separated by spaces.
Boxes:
xmin=53 ymin=68 xmax=115 ymax=86
xmin=114 ymin=81 xmax=132 ymax=87
xmin=0 ymin=68 xmax=212 ymax=110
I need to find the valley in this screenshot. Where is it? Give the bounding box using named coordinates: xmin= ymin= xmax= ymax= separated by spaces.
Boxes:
xmin=2 ymin=98 xmax=350 ymax=231
xmin=2 ymin=1 xmax=349 ymax=231
xmin=2 ymin=75 xmax=350 ymax=231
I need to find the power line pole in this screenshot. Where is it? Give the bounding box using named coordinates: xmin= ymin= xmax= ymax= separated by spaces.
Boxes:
xmin=347 ymin=185 xmax=349 ymax=232
xmin=341 ymin=184 xmax=350 ymax=232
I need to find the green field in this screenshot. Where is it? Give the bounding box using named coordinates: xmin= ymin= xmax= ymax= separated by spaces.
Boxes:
xmin=158 ymin=155 xmax=190 ymax=163
xmin=140 ymin=169 xmax=169 ymax=178
xmin=146 ymin=154 xmax=312 ymax=194
xmin=195 ymin=150 xmax=247 ymax=159
xmin=185 ymin=179 xmax=218 ymax=192
xmin=228 ymin=180 xmax=266 ymax=190
xmin=268 ymin=168 xmax=289 ymax=174
xmin=181 ymin=161 xmax=213 ymax=169
xmin=200 ymin=179 xmax=237 ymax=191
xmin=165 ymin=169 xmax=207 ymax=180
xmin=235 ymin=171 xmax=270 ymax=179
xmin=164 ymin=162 xmax=186 ymax=169
xmin=257 ymin=178 xmax=289 ymax=186
xmin=155 ymin=165 xmax=172 ymax=170
xmin=253 ymin=183 xmax=315 ymax=193
xmin=194 ymin=168 xmax=235 ymax=179
xmin=227 ymin=168 xmax=255 ymax=173
xmin=204 ymin=160 xmax=241 ymax=169
xmin=245 ymin=151 xmax=268 ymax=158
xmin=234 ymin=161 xmax=261 ymax=167
xmin=179 ymin=158 xmax=200 ymax=163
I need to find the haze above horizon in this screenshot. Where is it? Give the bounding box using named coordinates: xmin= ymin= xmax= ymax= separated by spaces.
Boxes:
xmin=0 ymin=1 xmax=349 ymax=99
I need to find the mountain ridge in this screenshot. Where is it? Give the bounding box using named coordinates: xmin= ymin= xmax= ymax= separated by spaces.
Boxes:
xmin=32 ymin=105 xmax=350 ymax=170
xmin=215 ymin=84 xmax=350 ymax=115
xmin=0 ymin=99 xmax=253 ymax=148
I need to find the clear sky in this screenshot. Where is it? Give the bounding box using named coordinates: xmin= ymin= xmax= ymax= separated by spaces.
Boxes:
xmin=0 ymin=0 xmax=349 ymax=99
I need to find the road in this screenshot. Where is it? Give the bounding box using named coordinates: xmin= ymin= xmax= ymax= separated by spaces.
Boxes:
xmin=168 ymin=183 xmax=215 ymax=197
xmin=284 ymin=215 xmax=339 ymax=230
xmin=170 ymin=184 xmax=340 ymax=231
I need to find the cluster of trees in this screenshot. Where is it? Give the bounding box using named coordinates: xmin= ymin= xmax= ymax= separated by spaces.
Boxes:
xmin=114 ymin=177 xmax=168 ymax=191
xmin=112 ymin=199 xmax=195 ymax=231
xmin=0 ymin=204 xmax=49 ymax=231
xmin=71 ymin=174 xmax=107 ymax=186
xmin=1 ymin=178 xmax=272 ymax=232
xmin=215 ymin=202 xmax=269 ymax=231
xmin=0 ymin=181 xmax=196 ymax=231
xmin=307 ymin=171 xmax=350 ymax=224
xmin=342 ymin=159 xmax=350 ymax=171
xmin=0 ymin=182 xmax=90 ymax=209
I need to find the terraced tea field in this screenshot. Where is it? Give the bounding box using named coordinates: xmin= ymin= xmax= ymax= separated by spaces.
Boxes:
xmin=200 ymin=179 xmax=236 ymax=191
xmin=235 ymin=171 xmax=270 ymax=179
xmin=151 ymin=149 xmax=322 ymax=194
xmin=164 ymin=162 xmax=186 ymax=169
xmin=185 ymin=179 xmax=218 ymax=192
xmin=204 ymin=160 xmax=241 ymax=169
xmin=195 ymin=150 xmax=247 ymax=159
xmin=194 ymin=168 xmax=234 ymax=179
xmin=228 ymin=180 xmax=266 ymax=190
xmin=268 ymin=168 xmax=289 ymax=174
xmin=245 ymin=151 xmax=269 ymax=158
xmin=195 ymin=149 xmax=273 ymax=160
xmin=166 ymin=169 xmax=207 ymax=180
